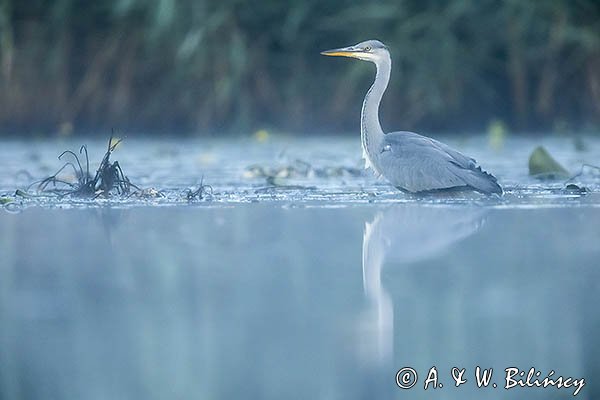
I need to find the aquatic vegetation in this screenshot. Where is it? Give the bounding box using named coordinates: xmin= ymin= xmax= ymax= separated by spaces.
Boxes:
xmin=0 ymin=191 xmax=21 ymax=213
xmin=8 ymin=136 xmax=217 ymax=206
xmin=253 ymin=129 xmax=270 ymax=143
xmin=244 ymin=159 xmax=363 ymax=186
xmin=185 ymin=178 xmax=213 ymax=201
xmin=28 ymin=135 xmax=137 ymax=198
xmin=528 ymin=146 xmax=569 ymax=179
xmin=130 ymin=187 xmax=166 ymax=199
xmin=564 ymin=184 xmax=588 ymax=194
xmin=2 ymin=136 xmax=597 ymax=210
xmin=487 ymin=119 xmax=508 ymax=150
xmin=0 ymin=195 xmax=11 ymax=204
xmin=565 ymin=164 xmax=600 ymax=189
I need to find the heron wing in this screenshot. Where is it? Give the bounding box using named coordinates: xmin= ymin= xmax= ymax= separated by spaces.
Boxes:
xmin=380 ymin=131 xmax=501 ymax=194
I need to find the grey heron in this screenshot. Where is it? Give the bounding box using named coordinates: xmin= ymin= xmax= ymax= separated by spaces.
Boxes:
xmin=322 ymin=40 xmax=502 ymax=195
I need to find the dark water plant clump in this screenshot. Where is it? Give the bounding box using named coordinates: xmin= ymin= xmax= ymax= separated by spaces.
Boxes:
xmin=185 ymin=178 xmax=213 ymax=201
xmin=8 ymin=135 xmax=216 ymax=207
xmin=28 ymin=135 xmax=137 ymax=198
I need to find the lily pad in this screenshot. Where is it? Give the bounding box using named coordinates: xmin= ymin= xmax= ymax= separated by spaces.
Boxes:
xmin=528 ymin=146 xmax=569 ymax=180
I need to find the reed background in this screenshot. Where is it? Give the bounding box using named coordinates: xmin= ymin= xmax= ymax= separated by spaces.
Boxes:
xmin=0 ymin=0 xmax=599 ymax=136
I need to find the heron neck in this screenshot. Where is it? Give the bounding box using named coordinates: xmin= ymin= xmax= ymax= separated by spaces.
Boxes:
xmin=361 ymin=54 xmax=391 ymax=170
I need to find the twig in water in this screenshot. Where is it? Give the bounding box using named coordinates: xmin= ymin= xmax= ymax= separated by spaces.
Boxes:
xmin=564 ymin=163 xmax=600 ymax=184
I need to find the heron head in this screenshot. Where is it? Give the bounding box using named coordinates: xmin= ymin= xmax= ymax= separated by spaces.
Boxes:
xmin=321 ymin=40 xmax=388 ymax=62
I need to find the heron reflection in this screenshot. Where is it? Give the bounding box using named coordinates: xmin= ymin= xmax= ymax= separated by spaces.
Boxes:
xmin=359 ymin=205 xmax=487 ymax=365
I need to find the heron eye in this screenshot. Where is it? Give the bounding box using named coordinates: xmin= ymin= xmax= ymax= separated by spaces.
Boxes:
xmin=364 ymin=46 xmax=371 ymax=51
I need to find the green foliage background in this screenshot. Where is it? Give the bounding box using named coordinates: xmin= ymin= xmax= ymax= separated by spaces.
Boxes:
xmin=0 ymin=0 xmax=599 ymax=135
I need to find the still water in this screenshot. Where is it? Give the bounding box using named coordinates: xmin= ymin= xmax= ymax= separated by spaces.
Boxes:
xmin=1 ymin=136 xmax=600 ymax=399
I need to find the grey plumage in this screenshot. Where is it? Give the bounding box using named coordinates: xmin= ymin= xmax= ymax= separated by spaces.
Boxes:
xmin=322 ymin=39 xmax=502 ymax=195
xmin=381 ymin=132 xmax=502 ymax=193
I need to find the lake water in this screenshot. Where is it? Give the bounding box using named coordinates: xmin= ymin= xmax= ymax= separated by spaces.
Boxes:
xmin=1 ymin=135 xmax=599 ymax=399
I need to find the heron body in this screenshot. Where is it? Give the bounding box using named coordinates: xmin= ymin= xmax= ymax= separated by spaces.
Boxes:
xmin=322 ymin=40 xmax=502 ymax=195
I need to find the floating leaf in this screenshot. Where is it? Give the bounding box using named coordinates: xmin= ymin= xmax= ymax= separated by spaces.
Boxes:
xmin=564 ymin=184 xmax=588 ymax=193
xmin=528 ymin=146 xmax=569 ymax=179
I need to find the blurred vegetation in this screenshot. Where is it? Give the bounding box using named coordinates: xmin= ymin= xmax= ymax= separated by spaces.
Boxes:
xmin=0 ymin=0 xmax=599 ymax=135
xmin=528 ymin=145 xmax=570 ymax=179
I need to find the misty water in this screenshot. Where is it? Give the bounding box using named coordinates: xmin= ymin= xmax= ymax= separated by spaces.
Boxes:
xmin=1 ymin=135 xmax=600 ymax=399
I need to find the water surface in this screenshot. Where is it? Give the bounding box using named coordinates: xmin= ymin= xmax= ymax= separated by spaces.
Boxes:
xmin=1 ymin=135 xmax=599 ymax=206
xmin=1 ymin=136 xmax=599 ymax=399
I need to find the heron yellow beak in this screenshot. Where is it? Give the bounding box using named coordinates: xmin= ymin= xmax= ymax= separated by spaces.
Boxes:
xmin=320 ymin=47 xmax=362 ymax=58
